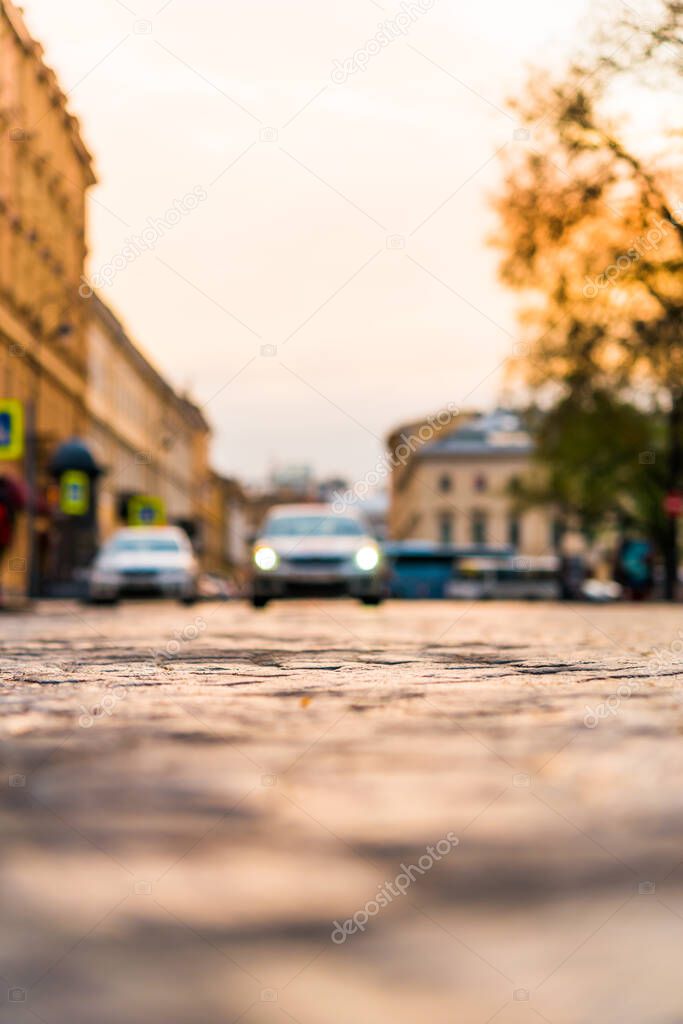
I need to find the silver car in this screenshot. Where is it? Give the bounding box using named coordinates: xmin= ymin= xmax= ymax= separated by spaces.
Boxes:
xmin=89 ymin=527 xmax=199 ymax=604
xmin=250 ymin=504 xmax=385 ymax=608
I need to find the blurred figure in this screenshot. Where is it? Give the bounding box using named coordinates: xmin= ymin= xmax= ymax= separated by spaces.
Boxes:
xmin=0 ymin=475 xmax=27 ymax=608
xmin=559 ymin=529 xmax=588 ymax=601
xmin=615 ymin=536 xmax=654 ymax=601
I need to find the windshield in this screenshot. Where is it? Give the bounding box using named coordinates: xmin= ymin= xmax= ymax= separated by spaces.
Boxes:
xmin=263 ymin=515 xmax=364 ymax=538
xmin=107 ymin=536 xmax=182 ymax=553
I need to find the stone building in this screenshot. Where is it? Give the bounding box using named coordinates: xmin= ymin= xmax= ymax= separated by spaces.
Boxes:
xmin=388 ymin=409 xmax=556 ymax=556
xmin=202 ymin=471 xmax=248 ymax=578
xmin=0 ymin=0 xmax=96 ymax=594
xmin=0 ymin=2 xmax=225 ymax=596
xmin=85 ymin=295 xmax=211 ymax=550
xmin=0 ymin=0 xmax=95 ymax=413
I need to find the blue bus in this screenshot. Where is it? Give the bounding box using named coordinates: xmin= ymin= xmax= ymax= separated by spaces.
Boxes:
xmin=383 ymin=542 xmax=559 ymax=600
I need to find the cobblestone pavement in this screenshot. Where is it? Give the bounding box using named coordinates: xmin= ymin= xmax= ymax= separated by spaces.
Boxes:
xmin=2 ymin=598 xmax=683 ymax=1024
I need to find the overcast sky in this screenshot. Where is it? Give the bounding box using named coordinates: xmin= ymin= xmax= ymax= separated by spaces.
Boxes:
xmin=22 ymin=0 xmax=597 ymax=484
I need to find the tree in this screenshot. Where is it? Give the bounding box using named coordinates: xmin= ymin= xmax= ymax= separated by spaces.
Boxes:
xmin=512 ymin=390 xmax=657 ymax=531
xmin=494 ymin=1 xmax=683 ymax=596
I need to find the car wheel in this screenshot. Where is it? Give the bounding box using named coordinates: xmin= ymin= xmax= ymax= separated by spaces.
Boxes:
xmin=361 ymin=596 xmax=383 ymax=606
xmin=251 ymin=595 xmax=269 ymax=609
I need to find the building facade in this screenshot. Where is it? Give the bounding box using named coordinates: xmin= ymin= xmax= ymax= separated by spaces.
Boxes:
xmin=0 ymin=0 xmax=95 ymax=595
xmin=0 ymin=3 xmax=225 ymax=597
xmin=202 ymin=471 xmax=248 ymax=578
xmin=388 ymin=410 xmax=556 ymax=556
xmin=85 ymin=295 xmax=211 ymax=550
xmin=0 ymin=0 xmax=94 ymax=408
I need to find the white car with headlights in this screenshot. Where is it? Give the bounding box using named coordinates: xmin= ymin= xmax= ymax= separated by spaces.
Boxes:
xmin=250 ymin=505 xmax=385 ymax=607
xmin=88 ymin=527 xmax=199 ymax=603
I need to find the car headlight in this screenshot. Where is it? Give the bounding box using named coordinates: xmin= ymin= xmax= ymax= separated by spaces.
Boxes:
xmin=355 ymin=545 xmax=380 ymax=572
xmin=254 ymin=546 xmax=279 ymax=571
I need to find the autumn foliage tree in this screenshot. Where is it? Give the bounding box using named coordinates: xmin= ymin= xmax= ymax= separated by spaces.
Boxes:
xmin=494 ymin=0 xmax=683 ymax=596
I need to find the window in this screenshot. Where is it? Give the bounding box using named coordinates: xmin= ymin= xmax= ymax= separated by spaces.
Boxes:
xmin=438 ymin=513 xmax=453 ymax=545
xmin=471 ymin=510 xmax=488 ymax=545
xmin=264 ymin=515 xmax=364 ymax=538
xmin=508 ymin=515 xmax=521 ymax=549
xmin=438 ymin=474 xmax=452 ymax=493
xmin=109 ymin=536 xmax=181 ymax=553
xmin=474 ymin=474 xmax=488 ymax=493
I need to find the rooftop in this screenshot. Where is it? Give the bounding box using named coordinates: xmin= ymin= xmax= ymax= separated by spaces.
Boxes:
xmin=2 ymin=1 xmax=96 ymax=184
xmin=419 ymin=409 xmax=533 ymax=458
xmin=90 ymin=293 xmax=210 ymax=433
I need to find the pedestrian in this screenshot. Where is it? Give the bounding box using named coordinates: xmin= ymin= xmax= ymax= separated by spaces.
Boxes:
xmin=0 ymin=474 xmax=27 ymax=608
xmin=559 ymin=529 xmax=588 ymax=600
xmin=615 ymin=536 xmax=654 ymax=601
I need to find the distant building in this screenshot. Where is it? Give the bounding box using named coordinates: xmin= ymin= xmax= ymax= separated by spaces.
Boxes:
xmin=385 ymin=407 xmax=474 ymax=494
xmin=203 ymin=471 xmax=249 ymax=576
xmin=269 ymin=464 xmax=314 ymax=495
xmin=86 ymin=295 xmax=211 ymax=551
xmin=388 ymin=409 xmax=555 ymax=556
xmin=245 ymin=468 xmax=358 ymax=537
xmin=355 ymin=489 xmax=389 ymax=540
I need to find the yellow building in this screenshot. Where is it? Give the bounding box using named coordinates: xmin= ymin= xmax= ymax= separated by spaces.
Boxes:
xmin=0 ymin=0 xmax=95 ymax=595
xmin=388 ymin=410 xmax=556 ymax=556
xmin=0 ymin=3 xmax=221 ymax=597
xmin=202 ymin=471 xmax=248 ymax=578
xmin=86 ymin=295 xmax=212 ymax=551
xmin=0 ymin=0 xmax=94 ymax=401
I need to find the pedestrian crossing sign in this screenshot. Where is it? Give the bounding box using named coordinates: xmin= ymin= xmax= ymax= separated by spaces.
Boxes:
xmin=60 ymin=470 xmax=90 ymax=516
xmin=128 ymin=495 xmax=166 ymax=527
xmin=0 ymin=400 xmax=24 ymax=461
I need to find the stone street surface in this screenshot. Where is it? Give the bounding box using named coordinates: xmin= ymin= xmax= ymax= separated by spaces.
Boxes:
xmin=2 ymin=599 xmax=683 ymax=1024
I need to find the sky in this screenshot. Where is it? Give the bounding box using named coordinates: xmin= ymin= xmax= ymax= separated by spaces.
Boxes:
xmin=21 ymin=0 xmax=599 ymax=485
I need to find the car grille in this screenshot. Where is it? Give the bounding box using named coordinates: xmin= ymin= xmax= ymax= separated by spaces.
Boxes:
xmin=120 ymin=568 xmax=160 ymax=577
xmin=286 ymin=556 xmax=346 ymax=570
